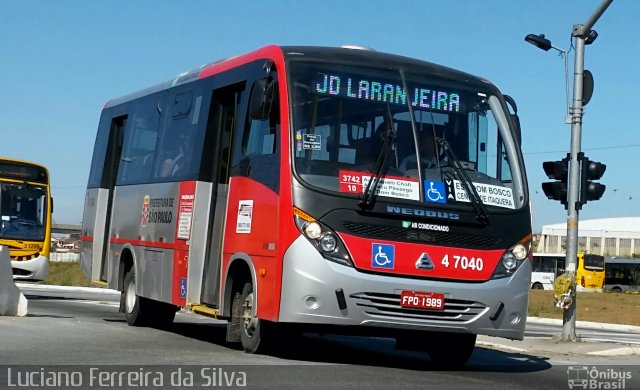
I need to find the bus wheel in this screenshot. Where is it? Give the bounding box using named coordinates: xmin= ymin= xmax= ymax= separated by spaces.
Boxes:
xmin=234 ymin=281 xmax=275 ymax=354
xmin=612 ymin=286 xmax=623 ymax=293
xmin=123 ymin=268 xmax=149 ymax=326
xmin=426 ymin=333 xmax=476 ymax=368
xmin=532 ymin=282 xmax=544 ymax=290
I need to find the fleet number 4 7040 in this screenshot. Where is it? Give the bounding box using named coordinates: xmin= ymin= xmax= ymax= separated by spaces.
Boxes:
xmin=440 ymin=254 xmax=484 ymax=271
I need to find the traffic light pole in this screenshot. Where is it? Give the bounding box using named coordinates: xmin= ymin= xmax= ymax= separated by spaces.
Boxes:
xmin=561 ymin=0 xmax=613 ymax=342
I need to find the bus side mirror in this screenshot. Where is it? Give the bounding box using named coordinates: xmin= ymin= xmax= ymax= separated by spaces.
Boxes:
xmin=249 ymin=78 xmax=275 ymax=121
xmin=504 ymin=95 xmax=521 ymax=146
xmin=50 ymin=197 xmax=54 ymax=214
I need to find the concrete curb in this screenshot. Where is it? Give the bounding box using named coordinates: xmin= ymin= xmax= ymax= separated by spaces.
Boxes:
xmin=476 ymin=341 xmax=527 ymax=353
xmin=528 ymin=316 xmax=640 ymax=333
xmin=16 ymin=283 xmax=120 ymax=295
xmin=587 ymin=347 xmax=640 ymax=356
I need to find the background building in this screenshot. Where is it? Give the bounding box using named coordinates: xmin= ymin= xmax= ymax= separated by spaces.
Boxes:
xmin=537 ymin=217 xmax=640 ymax=257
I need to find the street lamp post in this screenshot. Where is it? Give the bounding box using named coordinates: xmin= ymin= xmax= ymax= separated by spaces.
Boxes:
xmin=526 ymin=0 xmax=613 ymax=341
xmin=524 ymin=34 xmax=571 ymax=124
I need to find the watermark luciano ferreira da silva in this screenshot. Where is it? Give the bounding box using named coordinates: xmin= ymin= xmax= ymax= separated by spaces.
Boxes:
xmin=5 ymin=367 xmax=247 ymax=387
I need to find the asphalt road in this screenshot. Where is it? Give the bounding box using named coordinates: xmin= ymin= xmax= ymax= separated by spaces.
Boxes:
xmin=1 ymin=285 xmax=639 ymax=390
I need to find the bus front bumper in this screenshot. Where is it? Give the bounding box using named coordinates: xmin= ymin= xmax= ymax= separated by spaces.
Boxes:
xmin=11 ymin=255 xmax=49 ymax=281
xmin=278 ymin=236 xmax=530 ymax=340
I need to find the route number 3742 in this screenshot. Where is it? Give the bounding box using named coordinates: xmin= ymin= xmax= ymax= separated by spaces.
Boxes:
xmin=440 ymin=254 xmax=484 ymax=271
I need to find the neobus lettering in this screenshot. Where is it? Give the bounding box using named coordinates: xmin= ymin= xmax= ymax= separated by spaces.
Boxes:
xmin=386 ymin=205 xmax=461 ymax=220
xmin=314 ymin=73 xmax=461 ymax=112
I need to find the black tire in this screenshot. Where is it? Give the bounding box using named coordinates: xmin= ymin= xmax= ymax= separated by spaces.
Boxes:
xmin=233 ymin=281 xmax=277 ymax=354
xmin=612 ymin=286 xmax=623 ymax=293
xmin=532 ymin=283 xmax=544 ymax=290
xmin=426 ymin=332 xmax=476 ymax=368
xmin=123 ymin=268 xmax=147 ymax=326
xmin=123 ymin=268 xmax=177 ymax=327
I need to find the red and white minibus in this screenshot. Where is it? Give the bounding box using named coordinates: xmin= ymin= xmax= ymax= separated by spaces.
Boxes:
xmin=81 ymin=45 xmax=531 ymax=367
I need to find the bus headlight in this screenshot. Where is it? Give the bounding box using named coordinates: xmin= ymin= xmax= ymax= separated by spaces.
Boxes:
xmin=304 ymin=222 xmax=322 ymax=240
xmin=512 ymin=244 xmax=528 ymax=261
xmin=293 ymin=207 xmax=353 ymax=267
xmin=491 ymin=237 xmax=531 ymax=279
xmin=501 ymin=253 xmax=517 ymax=270
xmin=319 ymin=233 xmax=337 ymax=253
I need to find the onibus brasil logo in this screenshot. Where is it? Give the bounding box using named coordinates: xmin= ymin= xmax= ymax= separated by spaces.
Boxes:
xmin=567 ymin=366 xmax=632 ymax=389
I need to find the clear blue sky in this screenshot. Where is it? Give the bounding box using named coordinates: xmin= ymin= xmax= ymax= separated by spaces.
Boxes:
xmin=1 ymin=1 xmax=636 ymax=231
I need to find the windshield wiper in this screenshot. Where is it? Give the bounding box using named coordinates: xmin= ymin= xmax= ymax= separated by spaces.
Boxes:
xmin=359 ymin=120 xmax=396 ymax=210
xmin=438 ymin=139 xmax=489 ymax=224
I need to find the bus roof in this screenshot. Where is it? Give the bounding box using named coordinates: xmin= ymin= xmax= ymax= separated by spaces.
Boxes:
xmin=0 ymin=157 xmax=48 ymax=171
xmin=0 ymin=157 xmax=49 ymax=183
xmin=605 ymin=257 xmax=640 ymax=264
xmin=104 ymin=44 xmax=496 ymax=109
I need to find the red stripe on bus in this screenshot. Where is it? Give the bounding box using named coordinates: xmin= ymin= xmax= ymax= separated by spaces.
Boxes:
xmin=81 ymin=235 xmax=93 ymax=242
xmin=109 ymin=237 xmax=189 ymax=251
xmin=199 ymin=45 xmax=284 ymax=80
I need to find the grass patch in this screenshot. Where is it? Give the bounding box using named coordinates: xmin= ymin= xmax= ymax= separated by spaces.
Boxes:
xmin=43 ymin=261 xmax=92 ymax=287
xmin=528 ymin=290 xmax=640 ymax=326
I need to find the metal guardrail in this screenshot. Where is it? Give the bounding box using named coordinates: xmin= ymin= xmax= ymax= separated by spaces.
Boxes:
xmin=52 ymin=224 xmax=82 ymax=234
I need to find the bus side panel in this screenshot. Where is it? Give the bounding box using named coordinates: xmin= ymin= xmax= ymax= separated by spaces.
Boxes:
xmin=170 ymin=181 xmax=197 ymax=306
xmin=185 ymin=181 xmax=214 ymax=306
xmin=80 ymin=188 xmax=109 ymax=282
xmin=110 ymin=183 xmax=182 ymax=304
xmin=222 ymin=177 xmax=280 ymax=321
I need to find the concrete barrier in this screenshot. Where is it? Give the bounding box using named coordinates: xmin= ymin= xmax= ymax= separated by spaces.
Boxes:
xmin=0 ymin=246 xmax=28 ymax=316
xmin=50 ymin=252 xmax=80 ymax=262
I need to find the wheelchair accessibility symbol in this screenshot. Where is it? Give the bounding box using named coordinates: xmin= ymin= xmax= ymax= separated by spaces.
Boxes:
xmin=180 ymin=277 xmax=187 ymax=298
xmin=372 ymin=243 xmax=395 ymax=269
xmin=424 ymin=181 xmax=446 ymax=204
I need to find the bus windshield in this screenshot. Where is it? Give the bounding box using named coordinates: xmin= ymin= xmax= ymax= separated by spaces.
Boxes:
xmin=289 ymin=61 xmax=525 ymax=210
xmin=583 ymin=254 xmax=605 ymax=271
xmin=0 ymin=182 xmax=48 ymax=241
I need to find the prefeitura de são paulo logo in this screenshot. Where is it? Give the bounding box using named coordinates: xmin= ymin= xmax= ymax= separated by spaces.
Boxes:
xmin=141 ymin=195 xmax=150 ymax=226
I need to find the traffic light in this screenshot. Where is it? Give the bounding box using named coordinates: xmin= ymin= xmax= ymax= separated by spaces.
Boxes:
xmin=542 ymin=155 xmax=570 ymax=208
xmin=578 ymin=153 xmax=606 ymax=209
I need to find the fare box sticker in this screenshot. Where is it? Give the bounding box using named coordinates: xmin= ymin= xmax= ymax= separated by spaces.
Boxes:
xmin=303 ymin=134 xmax=322 ymax=150
xmin=447 ymin=179 xmax=515 ymax=209
xmin=236 ymin=200 xmax=253 ymax=234
xmin=339 ymin=170 xmax=419 ymax=201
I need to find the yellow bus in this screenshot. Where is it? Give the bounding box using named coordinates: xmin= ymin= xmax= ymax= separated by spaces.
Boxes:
xmin=576 ymin=252 xmax=605 ymax=291
xmin=0 ymin=157 xmax=52 ymax=281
